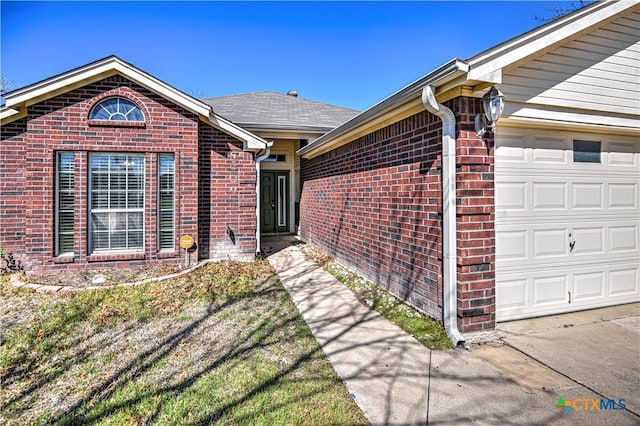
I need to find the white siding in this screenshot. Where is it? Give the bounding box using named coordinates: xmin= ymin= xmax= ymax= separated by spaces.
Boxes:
xmin=501 ymin=12 xmax=640 ymax=116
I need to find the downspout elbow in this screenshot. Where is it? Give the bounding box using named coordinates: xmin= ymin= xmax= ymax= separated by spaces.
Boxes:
xmin=421 ymin=86 xmax=465 ymax=346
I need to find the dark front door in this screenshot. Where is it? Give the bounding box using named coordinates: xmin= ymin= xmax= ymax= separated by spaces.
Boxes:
xmin=261 ymin=171 xmax=289 ymax=233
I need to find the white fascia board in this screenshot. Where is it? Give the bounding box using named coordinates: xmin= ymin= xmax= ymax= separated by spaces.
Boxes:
xmin=468 ymin=1 xmax=639 ymax=82
xmin=298 ymin=58 xmax=469 ymax=158
xmin=5 ymin=60 xmax=117 ymax=108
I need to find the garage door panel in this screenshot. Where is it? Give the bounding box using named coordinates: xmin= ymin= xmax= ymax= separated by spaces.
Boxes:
xmin=572 ymin=227 xmax=604 ymax=256
xmin=573 ymin=183 xmax=604 ymax=209
xmin=496 ymin=128 xmax=639 ymax=321
xmin=496 ymin=278 xmax=528 ymax=310
xmin=495 ymin=133 xmax=527 ymax=162
xmin=532 ymin=135 xmax=570 ymax=164
xmin=609 ymin=225 xmax=637 ymax=253
xmin=533 ymin=275 xmax=569 ymax=306
xmin=573 ymin=271 xmax=605 ymax=301
xmin=533 ymin=228 xmax=569 ymax=258
xmin=609 ymin=183 xmax=637 ymax=209
xmin=497 ymin=178 xmax=636 ymax=217
xmin=607 ymin=142 xmax=637 ymax=167
xmin=610 ymin=269 xmax=639 ymax=296
xmin=497 ymin=221 xmax=638 ymax=270
xmin=495 ymin=181 xmax=527 ymax=211
xmin=497 ymin=263 xmax=639 ymax=321
xmin=533 ymin=182 xmax=567 ymax=210
xmin=495 ymin=230 xmax=527 ymax=260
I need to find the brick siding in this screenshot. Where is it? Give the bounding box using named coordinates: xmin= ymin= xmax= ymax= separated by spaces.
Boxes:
xmin=198 ymin=126 xmax=257 ymax=261
xmin=300 ymin=97 xmax=496 ymax=332
xmin=0 ymin=117 xmax=28 ymax=257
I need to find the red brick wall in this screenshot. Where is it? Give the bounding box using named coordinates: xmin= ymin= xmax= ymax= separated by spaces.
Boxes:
xmin=300 ymin=110 xmax=446 ymax=319
xmin=198 ymin=126 xmax=257 ymax=261
xmin=0 ymin=74 xmax=257 ymax=273
xmin=300 ymin=97 xmax=496 ymax=332
xmin=0 ymin=117 xmax=27 ymax=257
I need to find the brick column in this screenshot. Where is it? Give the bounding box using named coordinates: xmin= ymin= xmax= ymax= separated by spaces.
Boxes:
xmin=450 ymin=97 xmax=496 ymax=333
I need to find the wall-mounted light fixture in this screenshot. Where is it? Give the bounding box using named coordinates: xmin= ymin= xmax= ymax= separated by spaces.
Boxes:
xmin=474 ymin=86 xmax=505 ymax=137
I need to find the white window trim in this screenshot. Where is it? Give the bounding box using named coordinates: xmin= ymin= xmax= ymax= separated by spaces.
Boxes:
xmin=88 ymin=152 xmax=145 ymax=254
xmin=89 ymin=97 xmax=145 ymax=122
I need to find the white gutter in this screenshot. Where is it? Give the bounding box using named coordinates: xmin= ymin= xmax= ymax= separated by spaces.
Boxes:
xmin=254 ymin=145 xmax=271 ymax=256
xmin=421 ymin=86 xmax=465 ymax=346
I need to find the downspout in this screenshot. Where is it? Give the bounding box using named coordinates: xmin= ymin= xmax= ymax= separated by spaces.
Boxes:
xmin=421 ymin=86 xmax=465 ymax=345
xmin=255 ymin=145 xmax=271 ymax=256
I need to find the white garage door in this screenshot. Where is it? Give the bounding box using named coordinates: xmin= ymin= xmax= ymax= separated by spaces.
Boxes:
xmin=495 ymin=127 xmax=640 ymax=321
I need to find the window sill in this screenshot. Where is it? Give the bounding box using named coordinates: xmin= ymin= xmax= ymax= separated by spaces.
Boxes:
xmin=52 ymin=255 xmax=74 ymax=264
xmin=87 ymin=252 xmax=145 ymax=262
xmin=88 ymin=120 xmax=146 ymax=128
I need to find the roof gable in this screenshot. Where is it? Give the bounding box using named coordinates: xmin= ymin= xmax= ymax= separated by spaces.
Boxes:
xmin=501 ymin=10 xmax=640 ymax=118
xmin=467 ymin=0 xmax=640 ymax=83
xmin=1 ymin=56 xmax=270 ymax=151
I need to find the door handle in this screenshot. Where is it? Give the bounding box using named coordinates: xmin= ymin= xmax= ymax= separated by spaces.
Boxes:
xmin=568 ymin=232 xmax=575 ymax=252
xmin=271 ymin=203 xmax=275 ymax=209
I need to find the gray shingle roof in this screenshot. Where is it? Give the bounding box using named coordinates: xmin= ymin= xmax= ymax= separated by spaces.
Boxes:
xmin=201 ymin=91 xmax=359 ymax=130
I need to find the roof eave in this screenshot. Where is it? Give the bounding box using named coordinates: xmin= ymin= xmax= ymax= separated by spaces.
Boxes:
xmin=298 ymin=58 xmax=469 ymax=158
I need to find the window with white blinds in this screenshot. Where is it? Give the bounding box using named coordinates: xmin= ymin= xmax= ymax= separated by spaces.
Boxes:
xmin=89 ymin=153 xmax=144 ymax=253
xmin=56 ymin=152 xmax=75 ymax=255
xmin=158 ymin=154 xmax=174 ymax=251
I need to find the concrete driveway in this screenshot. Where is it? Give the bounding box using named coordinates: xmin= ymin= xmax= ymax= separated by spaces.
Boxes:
xmin=474 ymin=303 xmax=640 ymax=422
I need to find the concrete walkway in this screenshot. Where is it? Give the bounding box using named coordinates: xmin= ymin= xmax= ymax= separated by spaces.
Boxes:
xmin=265 ymin=237 xmax=639 ymax=425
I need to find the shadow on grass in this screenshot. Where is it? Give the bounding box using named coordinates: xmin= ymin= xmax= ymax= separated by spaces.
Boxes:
xmin=1 ymin=269 xmax=366 ymax=425
xmin=1 ymin=289 xmax=111 ymax=406
xmin=3 ymin=243 xmax=600 ymax=425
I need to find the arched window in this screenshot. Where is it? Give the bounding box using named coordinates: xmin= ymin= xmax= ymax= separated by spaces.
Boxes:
xmin=90 ymin=97 xmax=144 ymax=122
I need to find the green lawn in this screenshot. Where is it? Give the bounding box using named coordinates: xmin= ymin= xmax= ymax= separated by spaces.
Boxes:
xmin=0 ymin=261 xmax=367 ymax=425
xmin=323 ymin=262 xmax=453 ymax=350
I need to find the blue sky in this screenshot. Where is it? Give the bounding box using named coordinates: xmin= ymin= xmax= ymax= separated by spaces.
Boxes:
xmin=1 ymin=1 xmax=585 ymax=110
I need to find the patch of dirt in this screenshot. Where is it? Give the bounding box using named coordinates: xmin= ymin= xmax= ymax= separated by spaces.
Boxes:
xmin=21 ymin=263 xmax=186 ymax=288
xmin=296 ymin=242 xmax=333 ymax=266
